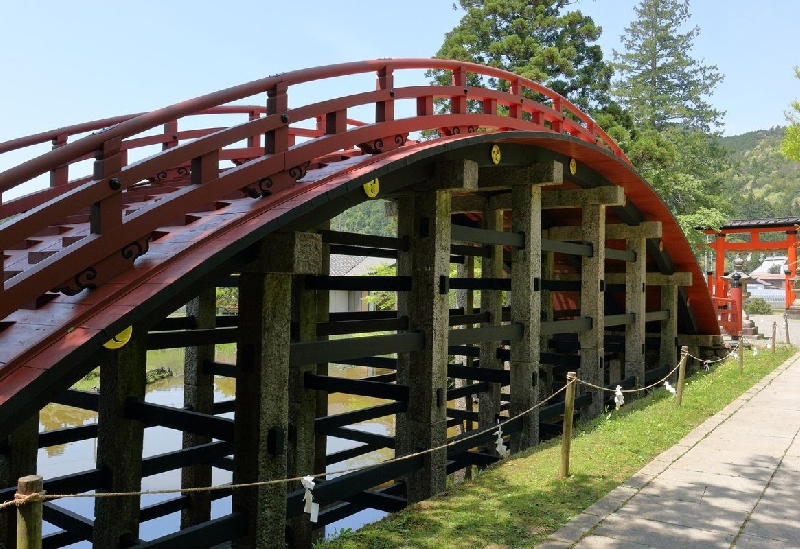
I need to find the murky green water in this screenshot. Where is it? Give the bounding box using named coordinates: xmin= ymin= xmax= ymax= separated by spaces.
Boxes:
xmin=37 ymin=346 xmax=394 ymax=544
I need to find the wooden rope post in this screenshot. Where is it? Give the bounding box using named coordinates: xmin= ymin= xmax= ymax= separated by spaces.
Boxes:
xmin=785 ymin=314 xmax=791 ymax=345
xmin=17 ymin=475 xmax=43 ymax=549
xmin=675 ymin=347 xmax=689 ymax=407
xmin=738 ymin=336 xmax=744 ymax=373
xmin=559 ymin=372 xmax=577 ymax=479
xmin=772 ymin=322 xmax=777 ymax=353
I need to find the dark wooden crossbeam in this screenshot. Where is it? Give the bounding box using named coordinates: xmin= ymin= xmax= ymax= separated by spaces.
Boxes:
xmin=39 ymin=423 xmax=98 ymax=448
xmin=539 ymin=393 xmax=593 ymax=422
xmin=605 ymin=248 xmax=637 ymax=262
xmin=52 ymin=389 xmax=99 ymax=412
xmin=541 ymin=317 xmax=593 ymax=335
xmin=542 ymin=238 xmax=593 ymax=257
xmin=542 ymin=279 xmax=580 ymax=291
xmin=362 ymin=371 xmax=397 ymax=383
xmin=304 ymin=275 xmax=412 ymax=291
xmin=42 ymin=530 xmax=84 ymax=548
xmin=449 ymin=312 xmax=491 ymax=327
xmin=328 ymin=310 xmax=397 ymax=322
xmin=287 ymin=455 xmax=423 ymax=511
xmin=204 ymin=360 xmax=236 ymax=378
xmin=446 ymin=382 xmax=490 ymax=401
xmin=315 ymin=401 xmax=406 ymax=432
xmin=290 ymin=332 xmax=425 ymax=367
xmin=448 ymin=323 xmax=523 ymax=346
xmin=451 ymin=243 xmax=491 ymax=258
xmin=539 ymin=353 xmax=581 ymax=367
xmin=43 ymin=502 xmax=94 ymax=544
xmin=447 ymin=278 xmax=511 ymax=291
xmin=645 ymin=365 xmax=670 ymax=384
xmin=605 ymin=313 xmax=636 ymax=327
xmin=448 ymin=363 xmax=509 ymax=384
xmin=449 ymin=345 xmax=480 ymax=358
xmin=213 ymin=399 xmax=236 ymax=415
xmin=645 ymin=310 xmax=671 ymax=322
xmin=141 ymin=441 xmax=233 ymax=478
xmin=316 ymin=316 xmax=409 ymax=336
xmin=135 ymin=512 xmax=247 ymax=549
xmin=139 ymin=495 xmax=190 ymax=523
xmin=446 ymin=408 xmax=479 ymax=422
xmin=451 ymin=224 xmax=524 ymax=247
xmin=304 ymin=373 xmax=409 ymax=401
xmin=329 ymin=244 xmax=398 ymax=259
xmin=147 ymin=326 xmax=237 ymax=350
xmin=326 ymin=442 xmax=384 ymax=466
xmin=320 ymin=229 xmax=407 ymax=251
xmin=45 ymin=468 xmax=108 ymax=495
xmin=325 ymin=426 xmax=395 ymax=449
xmin=125 ymin=400 xmax=234 ymax=441
xmin=446 ymin=450 xmax=498 ymax=473
xmin=344 ymin=489 xmax=407 ymax=513
xmin=335 ymin=356 xmax=398 ymax=369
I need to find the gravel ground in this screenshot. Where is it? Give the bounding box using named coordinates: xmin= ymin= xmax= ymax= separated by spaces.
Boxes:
xmin=743 ymin=313 xmax=800 ymax=347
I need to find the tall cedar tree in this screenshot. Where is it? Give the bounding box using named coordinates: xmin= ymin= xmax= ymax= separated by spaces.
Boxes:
xmin=430 ymin=0 xmax=613 ymax=112
xmin=613 ymin=0 xmax=730 ymax=247
xmin=612 ymin=0 xmax=723 ymax=132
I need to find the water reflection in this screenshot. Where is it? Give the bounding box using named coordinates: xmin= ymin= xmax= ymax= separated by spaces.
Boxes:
xmin=36 ymin=347 xmax=395 ymax=544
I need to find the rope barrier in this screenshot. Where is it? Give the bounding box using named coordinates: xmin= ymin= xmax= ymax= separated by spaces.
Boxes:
xmin=1 ymin=336 xmax=750 ymax=509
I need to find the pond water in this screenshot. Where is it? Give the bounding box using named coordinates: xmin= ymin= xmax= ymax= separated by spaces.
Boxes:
xmin=37 ymin=346 xmax=394 ymax=545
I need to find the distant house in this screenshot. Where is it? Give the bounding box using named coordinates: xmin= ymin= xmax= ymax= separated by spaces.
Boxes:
xmin=329 ymin=255 xmax=394 ymax=313
xmin=749 ymin=255 xmax=789 ymax=291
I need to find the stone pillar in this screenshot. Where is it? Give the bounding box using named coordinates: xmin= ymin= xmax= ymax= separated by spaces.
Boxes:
xmin=625 ymin=237 xmax=647 ymax=389
xmin=181 ymin=287 xmax=216 ymax=528
xmin=660 ymin=284 xmax=679 ymax=374
xmin=93 ymin=332 xmax=147 ymax=547
xmin=232 ymin=235 xmax=299 ymax=548
xmin=314 ymin=225 xmax=330 ymax=478
xmin=478 ymin=207 xmax=504 ymax=436
xmin=580 ymin=204 xmax=606 ymax=418
xmin=509 ymin=183 xmax=541 ymax=451
xmin=540 ymin=247 xmax=555 ymax=400
xmin=288 ymin=235 xmax=322 ymax=549
xmin=0 ymin=414 xmax=38 ymax=549
xmin=395 ymin=189 xmax=450 ymax=503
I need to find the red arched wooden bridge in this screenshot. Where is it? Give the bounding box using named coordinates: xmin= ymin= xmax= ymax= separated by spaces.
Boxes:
xmin=0 ymin=59 xmax=721 ymax=548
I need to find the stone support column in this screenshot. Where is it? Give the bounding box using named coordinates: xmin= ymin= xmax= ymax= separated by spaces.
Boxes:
xmin=580 ymin=204 xmax=606 ymax=418
xmin=232 ymin=232 xmax=317 ymax=548
xmin=288 ymin=234 xmax=322 ymax=548
xmin=660 ymin=284 xmax=679 ymax=375
xmin=509 ymin=182 xmax=542 ymax=451
xmin=395 ymin=189 xmax=451 ymax=502
xmin=478 ymin=207 xmax=504 ymax=436
xmin=0 ymin=414 xmax=38 ymax=549
xmin=625 ymin=237 xmax=647 ymax=389
xmin=181 ymin=287 xmax=216 ymax=528
xmin=93 ymin=332 xmax=147 ymax=547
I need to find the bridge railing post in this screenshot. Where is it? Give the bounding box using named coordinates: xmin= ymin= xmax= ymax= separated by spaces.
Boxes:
xmin=16 ymin=475 xmax=43 ymax=549
xmin=376 ymin=67 xmax=394 ymax=123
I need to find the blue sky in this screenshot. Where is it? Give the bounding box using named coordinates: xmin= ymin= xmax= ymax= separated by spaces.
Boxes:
xmin=1 ymin=1 xmax=798 ymax=156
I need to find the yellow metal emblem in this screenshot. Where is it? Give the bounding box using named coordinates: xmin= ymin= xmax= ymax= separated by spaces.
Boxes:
xmin=103 ymin=326 xmax=133 ymax=349
xmin=491 ymin=144 xmax=501 ymax=165
xmin=569 ymin=158 xmax=577 ymax=175
xmin=363 ymin=178 xmax=379 ymax=198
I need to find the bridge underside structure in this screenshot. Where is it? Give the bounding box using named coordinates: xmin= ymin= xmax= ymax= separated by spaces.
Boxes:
xmin=0 ymin=59 xmax=722 ymax=548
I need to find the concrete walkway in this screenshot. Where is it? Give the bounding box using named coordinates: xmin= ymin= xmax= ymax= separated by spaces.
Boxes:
xmin=537 ymin=346 xmax=800 ymax=549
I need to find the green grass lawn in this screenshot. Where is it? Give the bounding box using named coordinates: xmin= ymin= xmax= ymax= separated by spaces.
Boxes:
xmin=316 ymin=346 xmax=797 ymax=549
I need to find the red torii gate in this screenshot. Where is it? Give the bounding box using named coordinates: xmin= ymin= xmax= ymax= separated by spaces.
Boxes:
xmin=704 ymin=217 xmax=800 ymax=312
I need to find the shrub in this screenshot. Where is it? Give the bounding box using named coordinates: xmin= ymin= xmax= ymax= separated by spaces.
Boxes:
xmin=744 ymin=297 xmax=773 ymax=315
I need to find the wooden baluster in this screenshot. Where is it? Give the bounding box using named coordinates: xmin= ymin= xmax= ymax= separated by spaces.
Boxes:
xmin=451 ymin=65 xmax=467 ymax=115
xmin=265 ymin=82 xmax=289 ymax=155
xmin=163 ymin=119 xmax=178 ymax=150
xmin=91 ymin=137 xmax=123 ymax=235
xmin=376 ymin=66 xmax=395 ymax=123
xmin=50 ymin=133 xmax=68 ymax=187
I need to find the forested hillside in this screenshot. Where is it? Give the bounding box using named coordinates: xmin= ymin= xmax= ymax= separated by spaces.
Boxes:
xmin=720 ymin=127 xmax=800 ymax=218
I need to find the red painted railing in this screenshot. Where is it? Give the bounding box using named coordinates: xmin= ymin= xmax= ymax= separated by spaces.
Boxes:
xmin=713 ymin=296 xmax=741 ymax=337
xmin=0 ymin=59 xmax=629 ymax=323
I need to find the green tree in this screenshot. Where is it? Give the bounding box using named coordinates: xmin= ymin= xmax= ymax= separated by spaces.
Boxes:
xmin=780 ymin=67 xmax=800 ymax=162
xmin=430 ymin=0 xmax=613 ymax=111
xmin=612 ymin=0 xmax=723 ymax=132
xmin=612 ymin=0 xmax=731 ymax=249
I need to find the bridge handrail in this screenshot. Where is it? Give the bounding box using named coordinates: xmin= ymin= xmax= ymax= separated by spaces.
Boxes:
xmin=0 ymin=58 xmax=627 ymax=197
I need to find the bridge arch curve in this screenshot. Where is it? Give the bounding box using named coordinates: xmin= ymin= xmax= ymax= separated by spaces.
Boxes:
xmin=0 ymin=59 xmax=720 ymax=547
